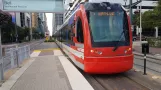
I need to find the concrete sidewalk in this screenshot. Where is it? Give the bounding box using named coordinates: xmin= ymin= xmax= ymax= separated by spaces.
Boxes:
xmin=0 ymin=44 xmax=93 ymax=90
xmin=11 ymin=55 xmax=72 ymax=90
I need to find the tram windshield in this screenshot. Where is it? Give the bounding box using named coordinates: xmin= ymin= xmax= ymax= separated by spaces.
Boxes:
xmin=88 ymin=11 xmax=130 ymax=47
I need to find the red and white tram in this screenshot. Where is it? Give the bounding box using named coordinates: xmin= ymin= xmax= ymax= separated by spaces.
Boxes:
xmin=55 ymin=2 xmax=133 ymax=74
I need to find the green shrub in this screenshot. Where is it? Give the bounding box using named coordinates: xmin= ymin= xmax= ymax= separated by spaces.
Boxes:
xmin=147 ymin=37 xmax=161 ymax=48
xmin=44 ymin=38 xmax=55 ymax=42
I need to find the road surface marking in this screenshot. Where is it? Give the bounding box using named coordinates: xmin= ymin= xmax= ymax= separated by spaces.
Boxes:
xmin=36 ymin=48 xmax=60 ymax=51
xmin=30 ymin=51 xmax=41 ymax=57
xmin=54 ymin=50 xmax=63 ymax=56
xmin=59 ymin=56 xmax=94 ymax=90
xmin=152 ymin=76 xmax=159 ymax=79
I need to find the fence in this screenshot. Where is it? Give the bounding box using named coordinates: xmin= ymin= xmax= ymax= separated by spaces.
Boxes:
xmin=3 ymin=45 xmax=30 ymax=73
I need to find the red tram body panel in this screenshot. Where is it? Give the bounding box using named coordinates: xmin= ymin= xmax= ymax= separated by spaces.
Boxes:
xmin=55 ymin=2 xmax=133 ymax=74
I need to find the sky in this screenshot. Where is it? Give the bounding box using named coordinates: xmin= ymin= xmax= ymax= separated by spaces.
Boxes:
xmin=46 ymin=13 xmax=53 ymax=36
xmin=46 ymin=0 xmax=158 ymax=35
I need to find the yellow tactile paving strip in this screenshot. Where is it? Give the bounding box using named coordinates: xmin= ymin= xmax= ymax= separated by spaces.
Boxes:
xmin=32 ymin=48 xmax=60 ymax=56
xmin=33 ymin=48 xmax=60 ymax=52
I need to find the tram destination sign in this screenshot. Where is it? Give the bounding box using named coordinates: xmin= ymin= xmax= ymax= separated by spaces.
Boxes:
xmin=1 ymin=0 xmax=64 ymax=13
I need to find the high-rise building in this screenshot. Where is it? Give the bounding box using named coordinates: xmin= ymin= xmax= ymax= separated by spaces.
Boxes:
xmin=52 ymin=13 xmax=64 ymax=35
xmin=37 ymin=13 xmax=48 ymax=34
xmin=15 ymin=12 xmax=31 ymax=28
xmin=43 ymin=14 xmax=48 ymax=32
xmin=31 ymin=13 xmax=38 ymax=29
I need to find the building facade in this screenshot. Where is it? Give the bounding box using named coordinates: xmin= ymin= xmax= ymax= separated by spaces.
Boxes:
xmin=52 ymin=13 xmax=64 ymax=35
xmin=15 ymin=12 xmax=31 ymax=28
xmin=37 ymin=13 xmax=48 ymax=34
xmin=31 ymin=13 xmax=38 ymax=29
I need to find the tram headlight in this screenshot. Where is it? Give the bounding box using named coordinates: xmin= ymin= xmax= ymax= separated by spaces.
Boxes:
xmin=91 ymin=50 xmax=94 ymax=53
xmin=125 ymin=50 xmax=127 ymax=54
xmin=128 ymin=48 xmax=132 ymax=51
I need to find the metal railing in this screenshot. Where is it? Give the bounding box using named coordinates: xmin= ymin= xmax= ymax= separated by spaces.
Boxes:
xmin=2 ymin=45 xmax=30 ymax=74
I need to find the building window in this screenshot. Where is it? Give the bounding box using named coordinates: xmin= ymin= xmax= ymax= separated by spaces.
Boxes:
xmin=20 ymin=13 xmax=25 ymax=27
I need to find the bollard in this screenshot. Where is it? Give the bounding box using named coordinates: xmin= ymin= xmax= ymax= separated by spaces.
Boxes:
xmin=143 ymin=48 xmax=147 ymax=75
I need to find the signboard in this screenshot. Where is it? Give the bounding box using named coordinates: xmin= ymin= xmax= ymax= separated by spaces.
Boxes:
xmin=46 ymin=36 xmax=49 ymax=41
xmin=2 ymin=0 xmax=64 ymax=13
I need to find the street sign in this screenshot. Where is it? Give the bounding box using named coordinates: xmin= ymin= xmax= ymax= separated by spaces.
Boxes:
xmin=1 ymin=0 xmax=64 ymax=13
xmin=46 ymin=36 xmax=49 ymax=41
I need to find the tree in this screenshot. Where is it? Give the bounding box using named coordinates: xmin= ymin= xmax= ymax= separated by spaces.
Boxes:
xmin=134 ymin=0 xmax=161 ymax=29
xmin=32 ymin=30 xmax=39 ymax=39
xmin=1 ymin=22 xmax=15 ymax=43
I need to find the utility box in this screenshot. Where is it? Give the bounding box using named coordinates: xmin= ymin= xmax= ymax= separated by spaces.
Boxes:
xmin=142 ymin=43 xmax=149 ymax=54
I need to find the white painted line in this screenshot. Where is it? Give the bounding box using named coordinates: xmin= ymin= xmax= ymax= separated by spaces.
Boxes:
xmin=30 ymin=51 xmax=41 ymax=57
xmin=54 ymin=50 xmax=63 ymax=56
xmin=0 ymin=59 xmax=35 ymax=90
xmin=59 ymin=56 xmax=94 ymax=90
xmin=152 ymin=76 xmax=159 ymax=79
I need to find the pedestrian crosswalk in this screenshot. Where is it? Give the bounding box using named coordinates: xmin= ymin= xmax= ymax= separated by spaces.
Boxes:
xmin=30 ymin=51 xmax=41 ymax=57
xmin=30 ymin=48 xmax=63 ymax=57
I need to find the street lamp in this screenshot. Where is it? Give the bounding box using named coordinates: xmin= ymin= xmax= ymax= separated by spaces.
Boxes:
xmin=140 ymin=0 xmax=142 ymax=44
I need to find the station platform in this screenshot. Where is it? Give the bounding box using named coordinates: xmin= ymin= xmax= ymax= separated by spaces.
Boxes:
xmin=0 ymin=43 xmax=93 ymax=90
xmin=0 ymin=42 xmax=161 ymax=90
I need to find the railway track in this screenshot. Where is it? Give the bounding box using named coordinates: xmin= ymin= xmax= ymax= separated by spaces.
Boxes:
xmin=82 ymin=70 xmax=161 ymax=90
xmin=134 ymin=54 xmax=161 ymax=75
xmin=56 ymin=42 xmax=161 ymax=90
xmin=85 ymin=73 xmax=150 ymax=90
xmin=80 ymin=67 xmax=161 ymax=90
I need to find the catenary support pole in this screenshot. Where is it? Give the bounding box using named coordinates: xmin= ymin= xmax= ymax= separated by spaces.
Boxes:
xmin=140 ymin=0 xmax=142 ymax=45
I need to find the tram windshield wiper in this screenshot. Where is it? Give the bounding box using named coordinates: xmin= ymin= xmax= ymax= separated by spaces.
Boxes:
xmin=113 ymin=30 xmax=127 ymax=51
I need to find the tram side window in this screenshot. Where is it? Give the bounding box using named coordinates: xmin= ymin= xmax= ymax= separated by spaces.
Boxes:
xmin=76 ymin=18 xmax=84 ymax=43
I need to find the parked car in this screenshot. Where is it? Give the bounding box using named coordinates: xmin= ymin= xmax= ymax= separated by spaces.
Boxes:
xmin=133 ymin=35 xmax=147 ymax=41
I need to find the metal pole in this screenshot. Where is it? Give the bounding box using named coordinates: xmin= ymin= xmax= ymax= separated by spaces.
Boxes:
xmin=30 ymin=13 xmax=32 ymax=41
xmin=30 ymin=27 xmax=32 ymax=41
xmin=140 ymin=0 xmax=142 ymax=45
xmin=144 ymin=48 xmax=147 ymax=75
xmin=130 ymin=0 xmax=133 ymax=24
xmin=0 ymin=27 xmax=4 ymax=80
xmin=15 ymin=12 xmax=18 ymax=43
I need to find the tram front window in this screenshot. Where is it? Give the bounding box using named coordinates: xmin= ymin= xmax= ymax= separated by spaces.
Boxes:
xmin=89 ymin=11 xmax=130 ymax=47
